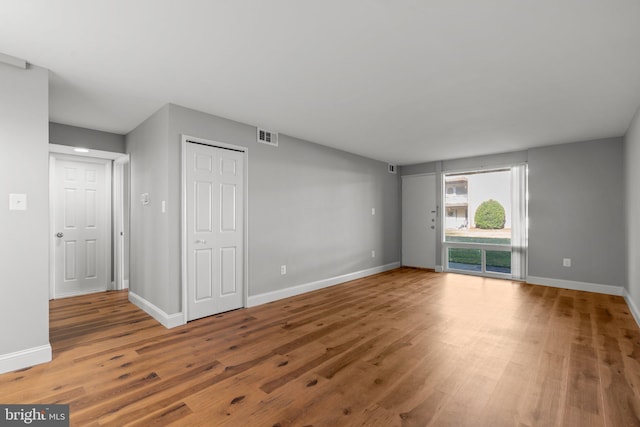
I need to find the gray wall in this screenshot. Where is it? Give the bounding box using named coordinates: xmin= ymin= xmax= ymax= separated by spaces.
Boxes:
xmin=400 ymin=161 xmax=438 ymax=177
xmin=127 ymin=103 xmax=401 ymax=315
xmin=443 ymin=151 xmax=529 ymax=173
xmin=625 ymin=107 xmax=640 ymax=313
xmin=399 ymin=150 xmax=528 ymax=176
xmin=0 ymin=64 xmax=50 ymax=362
xmin=528 ymin=138 xmax=625 ymax=287
xmin=126 ymin=105 xmax=172 ymax=312
xmin=400 ymin=140 xmax=625 ymax=290
xmin=50 ymin=122 xmax=126 ymax=153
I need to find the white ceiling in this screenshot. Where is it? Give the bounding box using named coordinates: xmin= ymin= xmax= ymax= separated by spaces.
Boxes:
xmin=2 ymin=1 xmax=640 ymax=165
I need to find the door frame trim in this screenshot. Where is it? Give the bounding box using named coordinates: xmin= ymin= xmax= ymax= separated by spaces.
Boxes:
xmin=113 ymin=155 xmax=130 ymax=291
xmin=49 ymin=144 xmax=129 ymax=300
xmin=180 ymin=135 xmax=249 ymax=324
xmin=401 ymin=173 xmax=437 ymax=269
xmin=48 ymin=152 xmax=113 ymax=299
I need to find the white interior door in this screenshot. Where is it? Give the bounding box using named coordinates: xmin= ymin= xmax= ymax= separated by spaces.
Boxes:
xmin=402 ymin=174 xmax=436 ymax=269
xmin=53 ymin=156 xmax=110 ymax=298
xmin=186 ymin=142 xmax=244 ymax=321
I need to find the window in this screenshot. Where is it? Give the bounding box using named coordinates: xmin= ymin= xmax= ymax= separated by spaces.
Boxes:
xmin=443 ymin=166 xmax=527 ymax=279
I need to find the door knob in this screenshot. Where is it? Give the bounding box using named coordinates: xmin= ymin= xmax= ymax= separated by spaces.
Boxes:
xmin=56 ymin=232 xmax=64 ymax=238
xmin=430 ymin=226 xmax=435 ymax=229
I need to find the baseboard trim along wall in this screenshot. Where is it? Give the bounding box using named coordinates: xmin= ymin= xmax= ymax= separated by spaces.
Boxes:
xmin=0 ymin=344 xmax=52 ymax=375
xmin=624 ymin=289 xmax=640 ymax=328
xmin=435 ymin=265 xmax=444 ymax=273
xmin=129 ymin=291 xmax=185 ymax=329
xmin=247 ymin=262 xmax=401 ymax=307
xmin=526 ymin=276 xmax=624 ymax=296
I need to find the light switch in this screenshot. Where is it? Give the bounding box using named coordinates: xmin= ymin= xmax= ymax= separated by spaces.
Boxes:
xmin=9 ymin=193 xmax=26 ymax=211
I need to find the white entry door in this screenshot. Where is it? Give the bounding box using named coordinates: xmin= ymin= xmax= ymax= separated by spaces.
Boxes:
xmin=186 ymin=142 xmax=244 ymax=321
xmin=402 ymin=174 xmax=436 ymax=269
xmin=53 ymin=156 xmax=110 ymax=298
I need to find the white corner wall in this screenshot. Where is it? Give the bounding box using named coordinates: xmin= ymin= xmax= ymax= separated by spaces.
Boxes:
xmin=0 ymin=63 xmax=51 ymax=373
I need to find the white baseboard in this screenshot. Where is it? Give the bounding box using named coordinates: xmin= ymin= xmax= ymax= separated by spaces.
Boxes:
xmin=624 ymin=289 xmax=640 ymax=328
xmin=53 ymin=287 xmax=111 ymax=299
xmin=128 ymin=291 xmax=185 ymax=329
xmin=247 ymin=262 xmax=401 ymax=307
xmin=526 ymin=276 xmax=624 ymax=296
xmin=123 ymin=279 xmax=129 ymax=289
xmin=0 ymin=344 xmax=52 ymax=375
xmin=435 ymin=265 xmax=443 ymax=273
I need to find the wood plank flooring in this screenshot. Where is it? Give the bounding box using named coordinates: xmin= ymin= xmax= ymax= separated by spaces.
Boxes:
xmin=1 ymin=268 xmax=639 ymax=426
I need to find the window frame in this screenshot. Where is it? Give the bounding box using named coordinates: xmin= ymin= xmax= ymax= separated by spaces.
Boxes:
xmin=441 ymin=165 xmax=527 ymax=280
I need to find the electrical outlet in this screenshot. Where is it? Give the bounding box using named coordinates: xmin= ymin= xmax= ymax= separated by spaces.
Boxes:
xmin=371 ymin=250 xmax=375 ymax=258
xmin=371 ymin=208 xmax=376 ymax=215
xmin=280 ymin=265 xmax=286 ymax=275
xmin=563 ymin=258 xmax=571 ymax=267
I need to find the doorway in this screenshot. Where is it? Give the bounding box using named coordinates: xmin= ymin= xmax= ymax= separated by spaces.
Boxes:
xmin=50 ymin=155 xmax=110 ymax=297
xmin=49 ymin=145 xmax=130 ymax=299
xmin=402 ymin=174 xmax=437 ymax=269
xmin=182 ymin=136 xmax=247 ymax=322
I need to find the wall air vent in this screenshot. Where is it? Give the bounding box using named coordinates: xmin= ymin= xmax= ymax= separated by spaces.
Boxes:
xmin=388 ymin=164 xmax=397 ymax=174
xmin=257 ymin=128 xmax=278 ymax=147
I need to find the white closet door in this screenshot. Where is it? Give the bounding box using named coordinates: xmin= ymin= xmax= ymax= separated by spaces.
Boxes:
xmin=186 ymin=142 xmax=244 ymax=321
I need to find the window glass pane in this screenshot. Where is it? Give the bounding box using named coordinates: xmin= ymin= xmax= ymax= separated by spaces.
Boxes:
xmin=444 ymin=170 xmax=511 ymax=245
xmin=448 ymin=248 xmax=481 ymax=272
xmin=486 ymin=250 xmax=511 ymax=274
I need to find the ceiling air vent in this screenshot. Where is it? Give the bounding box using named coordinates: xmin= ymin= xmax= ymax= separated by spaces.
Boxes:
xmin=257 ymin=128 xmax=278 ymax=147
xmin=388 ymin=164 xmax=397 ymax=174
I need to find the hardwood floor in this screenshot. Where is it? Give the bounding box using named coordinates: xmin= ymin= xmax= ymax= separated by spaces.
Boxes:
xmin=1 ymin=268 xmax=639 ymax=426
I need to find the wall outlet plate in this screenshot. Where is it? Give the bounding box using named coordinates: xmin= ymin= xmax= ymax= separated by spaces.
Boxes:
xmin=563 ymin=258 xmax=571 ymax=267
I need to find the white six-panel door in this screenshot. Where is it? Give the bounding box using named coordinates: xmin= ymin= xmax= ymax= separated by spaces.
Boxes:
xmin=53 ymin=156 xmax=110 ymax=298
xmin=186 ymin=142 xmax=244 ymax=321
xmin=402 ymin=174 xmax=437 ymax=269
